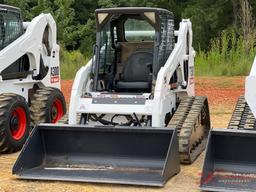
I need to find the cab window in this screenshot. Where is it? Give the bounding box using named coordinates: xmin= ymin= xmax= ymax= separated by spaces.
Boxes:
xmin=124 ymin=18 xmax=155 ymax=42
xmin=0 ymin=10 xmax=23 ymax=50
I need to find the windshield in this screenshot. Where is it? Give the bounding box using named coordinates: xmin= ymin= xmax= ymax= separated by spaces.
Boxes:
xmin=0 ymin=10 xmax=23 ymax=51
xmin=124 ymin=18 xmax=155 ymax=42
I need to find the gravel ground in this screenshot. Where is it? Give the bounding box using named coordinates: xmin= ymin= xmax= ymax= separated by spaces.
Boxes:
xmin=0 ymin=115 xmax=229 ymax=192
xmin=0 ymin=77 xmax=243 ymax=192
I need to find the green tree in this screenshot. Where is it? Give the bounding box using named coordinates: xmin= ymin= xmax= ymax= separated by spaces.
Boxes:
xmin=2 ymin=0 xmax=256 ymax=55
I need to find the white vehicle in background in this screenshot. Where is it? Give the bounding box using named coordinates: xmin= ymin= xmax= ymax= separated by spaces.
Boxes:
xmin=0 ymin=4 xmax=66 ymax=153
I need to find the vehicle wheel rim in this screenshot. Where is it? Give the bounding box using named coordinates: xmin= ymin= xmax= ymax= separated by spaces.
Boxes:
xmin=51 ymin=98 xmax=63 ymax=123
xmin=10 ymin=107 xmax=27 ymax=140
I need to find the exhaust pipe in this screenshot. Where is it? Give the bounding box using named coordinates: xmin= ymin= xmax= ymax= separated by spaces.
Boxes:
xmin=13 ymin=124 xmax=180 ymax=186
xmin=200 ymin=129 xmax=256 ymax=192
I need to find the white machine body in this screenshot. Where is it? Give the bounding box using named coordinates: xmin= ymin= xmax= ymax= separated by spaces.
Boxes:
xmin=0 ymin=13 xmax=61 ymax=101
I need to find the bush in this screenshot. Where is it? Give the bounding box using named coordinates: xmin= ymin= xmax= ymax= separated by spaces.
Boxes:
xmin=60 ymin=49 xmax=89 ymax=80
xmin=195 ymin=29 xmax=256 ymax=76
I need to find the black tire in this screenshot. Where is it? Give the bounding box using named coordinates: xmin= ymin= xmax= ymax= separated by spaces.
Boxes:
xmin=30 ymin=87 xmax=66 ymax=125
xmin=0 ymin=94 xmax=30 ymax=153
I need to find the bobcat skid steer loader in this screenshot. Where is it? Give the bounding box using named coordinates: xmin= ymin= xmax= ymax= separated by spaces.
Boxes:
xmin=13 ymin=7 xmax=210 ymax=186
xmin=0 ymin=4 xmax=66 ymax=154
xmin=200 ymin=56 xmax=256 ymax=192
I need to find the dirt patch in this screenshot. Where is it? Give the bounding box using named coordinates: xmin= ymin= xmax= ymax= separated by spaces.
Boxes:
xmin=195 ymin=76 xmax=245 ymax=89
xmin=195 ymin=76 xmax=244 ymax=127
xmin=0 ymin=76 xmax=245 ymax=192
xmin=61 ymin=80 xmax=73 ymax=104
xmin=195 ymin=76 xmax=245 ymax=106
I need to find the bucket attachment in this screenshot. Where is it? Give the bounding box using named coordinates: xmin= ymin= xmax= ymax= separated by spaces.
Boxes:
xmin=13 ymin=124 xmax=180 ymax=186
xmin=200 ymin=129 xmax=256 ymax=192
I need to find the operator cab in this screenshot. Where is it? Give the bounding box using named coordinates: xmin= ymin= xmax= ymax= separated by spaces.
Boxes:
xmin=0 ymin=4 xmax=31 ymax=80
xmin=93 ymin=8 xmax=174 ymax=93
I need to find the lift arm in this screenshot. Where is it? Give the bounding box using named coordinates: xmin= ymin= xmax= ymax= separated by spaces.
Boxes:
xmin=152 ymin=19 xmax=195 ymax=126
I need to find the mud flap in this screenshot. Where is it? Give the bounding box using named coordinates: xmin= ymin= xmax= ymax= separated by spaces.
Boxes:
xmin=13 ymin=124 xmax=180 ymax=186
xmin=200 ymin=129 xmax=256 ymax=192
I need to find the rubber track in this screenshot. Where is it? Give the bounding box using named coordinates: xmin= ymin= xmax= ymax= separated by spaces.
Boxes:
xmin=169 ymin=96 xmax=210 ymax=164
xmin=228 ymin=96 xmax=256 ymax=129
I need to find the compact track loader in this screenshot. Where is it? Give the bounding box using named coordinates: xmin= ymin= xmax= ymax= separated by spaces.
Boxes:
xmin=13 ymin=7 xmax=210 ymax=186
xmin=200 ymin=56 xmax=256 ymax=192
xmin=0 ymin=4 xmax=66 ymax=153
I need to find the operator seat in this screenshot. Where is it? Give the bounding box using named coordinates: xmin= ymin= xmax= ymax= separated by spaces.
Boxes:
xmin=116 ymin=51 xmax=153 ymax=92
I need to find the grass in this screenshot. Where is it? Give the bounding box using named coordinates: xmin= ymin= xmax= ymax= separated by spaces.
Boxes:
xmin=60 ymin=30 xmax=255 ymax=80
xmin=195 ymin=30 xmax=256 ymax=76
xmin=60 ymin=49 xmax=89 ymax=80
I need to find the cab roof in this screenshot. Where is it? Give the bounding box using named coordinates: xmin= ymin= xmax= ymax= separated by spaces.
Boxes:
xmin=95 ymin=7 xmax=173 ymax=17
xmin=0 ymin=4 xmax=21 ymax=14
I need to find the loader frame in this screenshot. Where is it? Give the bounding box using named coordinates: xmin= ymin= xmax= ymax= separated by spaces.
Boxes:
xmin=69 ymin=9 xmax=195 ymax=128
xmin=13 ymin=7 xmax=211 ymax=187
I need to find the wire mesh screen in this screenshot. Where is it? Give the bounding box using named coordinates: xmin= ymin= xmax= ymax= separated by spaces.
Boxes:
xmin=158 ymin=12 xmax=175 ymax=68
xmin=152 ymin=11 xmax=174 ymax=79
xmin=0 ymin=10 xmax=23 ymax=50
